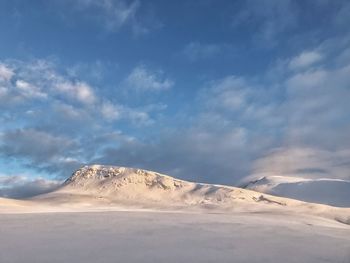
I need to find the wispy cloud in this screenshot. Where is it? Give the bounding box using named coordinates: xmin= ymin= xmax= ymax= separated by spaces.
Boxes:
xmin=72 ymin=0 xmax=160 ymax=36
xmin=0 ymin=63 xmax=14 ymax=81
xmin=231 ymin=0 xmax=297 ymax=46
xmin=288 ymin=50 xmax=323 ymax=70
xmin=125 ymin=65 xmax=174 ymax=92
xmin=183 ymin=42 xmax=221 ymax=61
xmin=55 ymin=81 xmax=96 ymax=104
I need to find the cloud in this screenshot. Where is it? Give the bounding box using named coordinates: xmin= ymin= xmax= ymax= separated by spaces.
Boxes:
xmin=0 ymin=59 xmax=168 ymax=178
xmin=0 ymin=59 xmax=160 ymax=125
xmin=0 ymin=175 xmax=61 ymax=198
xmin=93 ymin=127 xmax=253 ymax=184
xmin=250 ymin=147 xmax=350 ymax=181
xmin=204 ymin=76 xmax=248 ymax=111
xmin=1 ymin=33 xmax=350 ymax=187
xmin=76 ymin=0 xmax=139 ymax=29
xmin=0 ymin=128 xmax=77 ymax=163
xmin=288 ymin=51 xmax=323 ymax=70
xmin=94 ymin=50 xmax=348 ymax=185
xmin=125 ymin=65 xmax=174 ymax=92
xmin=201 ymin=75 xmax=283 ymax=128
xmin=284 ymin=64 xmax=350 ymax=149
xmin=183 ymin=42 xmax=222 ymax=61
xmin=100 ymin=101 xmax=152 ymax=125
xmin=231 ymin=0 xmax=297 ymax=46
xmin=72 ymin=0 xmax=160 ymax=36
xmin=181 ymin=42 xmax=236 ymax=62
xmin=0 ymin=63 xmax=14 ymax=82
xmin=15 ymin=80 xmax=47 ymax=99
xmin=334 ymin=1 xmax=350 ymax=27
xmin=0 ymin=128 xmax=83 ymax=177
xmin=101 ymin=101 xmax=122 ymax=121
xmin=55 ymin=81 xmax=96 ymax=104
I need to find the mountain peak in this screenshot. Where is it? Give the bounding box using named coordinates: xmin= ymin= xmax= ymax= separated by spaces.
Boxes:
xmin=64 ymin=165 xmax=188 ymax=192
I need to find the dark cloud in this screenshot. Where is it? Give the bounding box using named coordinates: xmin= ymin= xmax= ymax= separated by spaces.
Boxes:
xmin=93 ymin=127 xmax=266 ymax=185
xmin=0 ymin=175 xmax=61 ymax=198
xmin=0 ymin=128 xmax=82 ymax=177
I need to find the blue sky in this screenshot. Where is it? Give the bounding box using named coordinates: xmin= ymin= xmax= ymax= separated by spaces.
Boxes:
xmin=1 ymin=0 xmax=350 ymax=197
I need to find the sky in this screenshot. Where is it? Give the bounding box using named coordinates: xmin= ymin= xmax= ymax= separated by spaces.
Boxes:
xmin=0 ymin=0 xmax=350 ymax=197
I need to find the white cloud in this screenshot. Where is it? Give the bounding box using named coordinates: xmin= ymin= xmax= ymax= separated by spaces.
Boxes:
xmin=103 ymin=0 xmax=140 ymax=31
xmin=251 ymin=147 xmax=350 ymax=180
xmin=15 ymin=80 xmax=47 ymax=99
xmin=52 ymin=102 xmax=89 ymax=121
xmin=101 ymin=101 xmax=122 ymax=121
xmin=206 ymin=76 xmax=248 ymax=111
xmin=201 ymin=75 xmax=283 ymax=128
xmin=76 ymin=0 xmax=139 ymax=29
xmin=125 ymin=65 xmax=174 ymax=91
xmin=288 ymin=51 xmax=323 ymax=70
xmin=100 ymin=101 xmax=152 ymax=125
xmin=126 ymin=109 xmax=152 ymax=125
xmin=74 ymin=0 xmax=159 ymax=36
xmin=286 ymin=69 xmax=327 ymax=90
xmin=0 ymin=63 xmax=14 ymax=81
xmin=55 ymin=81 xmax=96 ymax=104
xmin=284 ymin=62 xmax=350 ymax=149
xmin=0 ymin=59 xmax=163 ymax=130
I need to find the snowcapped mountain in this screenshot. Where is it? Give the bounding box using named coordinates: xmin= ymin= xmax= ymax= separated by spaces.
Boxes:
xmin=240 ymin=175 xmax=350 ymax=207
xmin=0 ymin=165 xmax=349 ymax=225
xmin=37 ymin=165 xmax=285 ymax=210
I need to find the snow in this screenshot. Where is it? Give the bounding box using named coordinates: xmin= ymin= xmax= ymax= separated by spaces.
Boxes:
xmin=0 ymin=211 xmax=349 ymax=263
xmin=0 ymin=165 xmax=349 ymax=223
xmin=241 ymin=175 xmax=350 ymax=207
xmin=0 ymin=165 xmax=350 ymax=262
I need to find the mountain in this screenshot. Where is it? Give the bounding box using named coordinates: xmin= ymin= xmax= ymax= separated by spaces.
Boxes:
xmin=240 ymin=175 xmax=350 ymax=207
xmin=1 ymin=165 xmax=349 ymax=225
xmin=34 ymin=165 xmax=286 ymax=210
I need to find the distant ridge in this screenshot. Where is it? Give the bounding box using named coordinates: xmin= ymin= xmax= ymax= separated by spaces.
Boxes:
xmin=241 ymin=175 xmax=350 ymax=207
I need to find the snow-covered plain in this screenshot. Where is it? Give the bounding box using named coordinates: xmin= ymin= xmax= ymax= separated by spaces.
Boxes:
xmin=0 ymin=165 xmax=350 ymax=263
xmin=1 ymin=211 xmax=350 ymax=263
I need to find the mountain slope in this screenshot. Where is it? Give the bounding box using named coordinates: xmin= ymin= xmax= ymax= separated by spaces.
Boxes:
xmin=1 ymin=165 xmax=349 ymax=225
xmin=241 ymin=175 xmax=350 ymax=207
